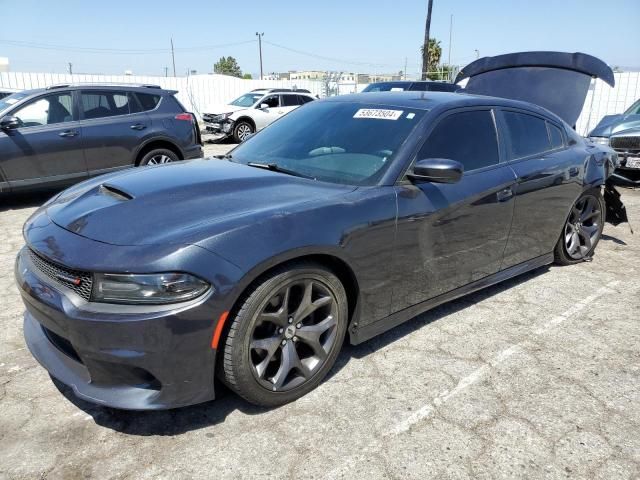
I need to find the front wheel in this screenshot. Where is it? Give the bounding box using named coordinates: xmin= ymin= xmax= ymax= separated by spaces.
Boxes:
xmin=232 ymin=121 xmax=254 ymax=143
xmin=554 ymin=188 xmax=605 ymax=265
xmin=219 ymin=263 xmax=348 ymax=407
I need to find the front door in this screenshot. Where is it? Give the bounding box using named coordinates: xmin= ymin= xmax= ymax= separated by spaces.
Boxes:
xmin=252 ymin=94 xmax=284 ymax=130
xmin=0 ymin=91 xmax=86 ymax=189
xmin=392 ymin=109 xmax=516 ymax=311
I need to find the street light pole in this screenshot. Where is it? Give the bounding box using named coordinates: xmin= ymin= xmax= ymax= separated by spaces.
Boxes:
xmin=256 ymin=32 xmax=264 ymax=80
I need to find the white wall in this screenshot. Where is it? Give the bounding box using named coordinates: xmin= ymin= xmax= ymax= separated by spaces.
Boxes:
xmin=2 ymin=70 xmax=639 ymax=136
xmin=0 ymin=72 xmax=324 ymax=118
xmin=576 ymin=72 xmax=640 ymax=135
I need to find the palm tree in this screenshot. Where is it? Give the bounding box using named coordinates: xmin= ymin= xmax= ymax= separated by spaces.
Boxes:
xmin=420 ymin=38 xmax=442 ymax=79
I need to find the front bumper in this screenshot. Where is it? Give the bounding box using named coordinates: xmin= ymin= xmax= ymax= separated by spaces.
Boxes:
xmin=201 ymin=117 xmax=234 ymax=142
xmin=16 ymin=247 xmax=220 ymax=410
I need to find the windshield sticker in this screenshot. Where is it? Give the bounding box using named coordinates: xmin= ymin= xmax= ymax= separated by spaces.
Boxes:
xmin=406 ymin=113 xmax=416 ymax=119
xmin=4 ymin=98 xmax=18 ymax=105
xmin=353 ymin=109 xmax=403 ymax=120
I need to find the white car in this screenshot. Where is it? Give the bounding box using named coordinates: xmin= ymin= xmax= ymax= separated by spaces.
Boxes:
xmin=0 ymin=87 xmax=21 ymax=100
xmin=202 ymin=88 xmax=316 ymax=142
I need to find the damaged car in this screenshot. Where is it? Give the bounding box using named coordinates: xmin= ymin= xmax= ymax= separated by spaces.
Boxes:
xmin=587 ymin=99 xmax=640 ymax=186
xmin=16 ymin=52 xmax=629 ymax=410
xmin=202 ymin=88 xmax=316 ymax=142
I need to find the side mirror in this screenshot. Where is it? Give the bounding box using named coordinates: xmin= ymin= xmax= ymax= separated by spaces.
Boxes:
xmin=408 ymin=158 xmax=463 ymax=184
xmin=259 ymin=103 xmax=269 ymax=110
xmin=0 ymin=116 xmax=20 ymax=130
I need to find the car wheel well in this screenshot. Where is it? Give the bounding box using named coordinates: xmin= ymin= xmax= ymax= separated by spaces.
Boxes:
xmin=234 ymin=116 xmax=256 ymax=130
xmin=135 ymin=140 xmax=183 ymax=166
xmin=217 ymin=254 xmax=359 ymax=355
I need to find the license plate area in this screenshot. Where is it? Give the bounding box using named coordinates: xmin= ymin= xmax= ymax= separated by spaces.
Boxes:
xmin=625 ymin=157 xmax=640 ymax=169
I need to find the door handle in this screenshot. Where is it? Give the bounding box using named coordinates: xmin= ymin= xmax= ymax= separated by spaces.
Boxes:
xmin=568 ymin=167 xmax=579 ymax=177
xmin=277 ymin=110 xmax=284 ymax=114
xmin=130 ymin=123 xmax=147 ymax=130
xmin=496 ymin=187 xmax=514 ymax=202
xmin=58 ymin=130 xmax=78 ymax=138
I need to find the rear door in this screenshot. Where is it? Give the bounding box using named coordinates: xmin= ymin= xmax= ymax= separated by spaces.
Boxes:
xmin=79 ymin=89 xmax=150 ymax=174
xmin=0 ymin=91 xmax=87 ymax=188
xmin=498 ymin=109 xmax=581 ymax=268
xmin=280 ymin=94 xmax=301 ymax=116
xmin=392 ymin=108 xmax=517 ymax=311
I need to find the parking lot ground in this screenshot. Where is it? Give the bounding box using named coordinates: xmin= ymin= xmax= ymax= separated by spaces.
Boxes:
xmin=1 ymin=183 xmax=639 ymax=479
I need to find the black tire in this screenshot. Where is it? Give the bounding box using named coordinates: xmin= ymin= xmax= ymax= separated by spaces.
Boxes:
xmin=138 ymin=148 xmax=179 ymax=166
xmin=232 ymin=121 xmax=254 ymax=143
xmin=219 ymin=262 xmax=348 ymax=407
xmin=554 ymin=188 xmax=605 ymax=265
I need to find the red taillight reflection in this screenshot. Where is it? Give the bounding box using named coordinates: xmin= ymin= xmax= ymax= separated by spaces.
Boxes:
xmin=175 ymin=113 xmax=193 ymax=122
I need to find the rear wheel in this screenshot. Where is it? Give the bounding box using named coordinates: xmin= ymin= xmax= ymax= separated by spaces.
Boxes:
xmin=233 ymin=121 xmax=254 ymax=143
xmin=554 ymin=188 xmax=605 ymax=265
xmin=219 ymin=263 xmax=348 ymax=407
xmin=138 ymin=148 xmax=178 ymax=166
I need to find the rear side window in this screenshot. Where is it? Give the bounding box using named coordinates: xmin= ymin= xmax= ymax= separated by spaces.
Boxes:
xmin=281 ymin=95 xmax=300 ymax=107
xmin=418 ymin=110 xmax=499 ymax=171
xmin=135 ymin=93 xmax=161 ymax=111
xmin=547 ymin=122 xmax=565 ymax=149
xmin=502 ymin=111 xmax=551 ymax=159
xmin=81 ymin=90 xmax=133 ymax=119
xmin=298 ymin=95 xmax=314 ymax=104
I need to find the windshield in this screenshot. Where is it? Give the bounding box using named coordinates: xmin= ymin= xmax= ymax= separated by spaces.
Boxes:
xmin=231 ymin=101 xmax=426 ymax=185
xmin=229 ymin=93 xmax=264 ymax=107
xmin=624 ymin=99 xmax=640 ymax=115
xmin=0 ymin=92 xmax=28 ymax=112
xmin=362 ymin=82 xmax=410 ymax=92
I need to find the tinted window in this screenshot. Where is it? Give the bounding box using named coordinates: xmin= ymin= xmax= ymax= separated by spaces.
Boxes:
xmin=502 ymin=111 xmax=551 ymax=159
xmin=547 ymin=122 xmax=565 ymax=149
xmin=418 ymin=110 xmax=499 ymax=171
xmin=298 ymin=95 xmax=314 ymax=104
xmin=81 ymin=90 xmax=133 ymax=119
xmin=12 ymin=93 xmax=73 ymax=127
xmin=281 ymin=95 xmax=300 ymax=107
xmin=261 ymin=95 xmax=280 ymax=108
xmin=136 ymin=93 xmax=161 ymax=111
xmin=426 ymin=83 xmax=458 ymax=92
xmin=362 ymin=82 xmax=409 ymax=92
xmin=409 ymin=82 xmax=428 ymax=91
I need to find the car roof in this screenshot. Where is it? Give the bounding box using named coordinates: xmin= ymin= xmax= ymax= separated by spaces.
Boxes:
xmin=324 ymin=91 xmax=562 ymax=121
xmin=10 ymin=84 xmax=174 ymax=96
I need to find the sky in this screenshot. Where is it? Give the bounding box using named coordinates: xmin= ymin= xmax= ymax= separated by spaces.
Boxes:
xmin=0 ymin=0 xmax=638 ymax=77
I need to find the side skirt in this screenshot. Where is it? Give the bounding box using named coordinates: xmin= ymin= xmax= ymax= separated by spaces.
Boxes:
xmin=349 ymin=253 xmax=553 ymax=345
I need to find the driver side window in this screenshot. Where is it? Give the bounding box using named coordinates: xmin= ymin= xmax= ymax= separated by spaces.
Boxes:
xmin=261 ymin=95 xmax=280 ymax=108
xmin=13 ymin=93 xmax=73 ymax=128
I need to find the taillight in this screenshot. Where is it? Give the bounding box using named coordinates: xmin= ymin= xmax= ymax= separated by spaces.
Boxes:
xmin=175 ymin=113 xmax=193 ymax=122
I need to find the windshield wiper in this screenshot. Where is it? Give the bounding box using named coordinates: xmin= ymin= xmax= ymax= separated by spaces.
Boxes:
xmin=246 ymin=162 xmax=316 ymax=180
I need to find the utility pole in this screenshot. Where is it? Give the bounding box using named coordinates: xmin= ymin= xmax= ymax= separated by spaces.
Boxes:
xmin=256 ymin=32 xmax=264 ymax=80
xmin=447 ymin=14 xmax=453 ymax=81
xmin=421 ymin=0 xmax=434 ymax=80
xmin=404 ymin=57 xmax=407 ymax=80
xmin=170 ymin=38 xmax=176 ymax=77
xmin=67 ymin=62 xmax=73 ymax=75
xmin=164 ymin=66 xmax=169 ymax=77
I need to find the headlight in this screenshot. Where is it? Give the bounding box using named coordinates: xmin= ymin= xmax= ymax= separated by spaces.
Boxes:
xmin=588 ymin=136 xmax=610 ymax=145
xmin=211 ymin=112 xmax=232 ymax=122
xmin=92 ymin=272 xmax=210 ymax=305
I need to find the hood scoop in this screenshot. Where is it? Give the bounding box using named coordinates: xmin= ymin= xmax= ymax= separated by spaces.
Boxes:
xmin=99 ymin=183 xmax=134 ymax=201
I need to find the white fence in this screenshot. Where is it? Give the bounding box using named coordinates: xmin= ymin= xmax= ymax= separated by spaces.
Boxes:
xmin=0 ymin=72 xmax=324 ymax=118
xmin=2 ymin=71 xmax=639 ymax=135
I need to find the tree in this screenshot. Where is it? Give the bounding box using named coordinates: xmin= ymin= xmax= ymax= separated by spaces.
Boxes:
xmin=242 ymin=73 xmax=253 ymax=79
xmin=214 ymin=56 xmax=243 ymax=78
xmin=420 ymin=38 xmax=442 ymax=79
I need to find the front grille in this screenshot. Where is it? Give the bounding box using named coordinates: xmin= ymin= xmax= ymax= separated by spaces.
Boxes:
xmin=28 ymin=249 xmax=93 ymax=301
xmin=610 ymin=135 xmax=640 ymax=152
xmin=42 ymin=325 xmax=83 ymax=363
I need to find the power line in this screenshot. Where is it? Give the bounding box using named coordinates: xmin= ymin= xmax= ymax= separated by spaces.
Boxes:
xmin=262 ymin=40 xmax=388 ymax=68
xmin=0 ymin=39 xmax=257 ymax=54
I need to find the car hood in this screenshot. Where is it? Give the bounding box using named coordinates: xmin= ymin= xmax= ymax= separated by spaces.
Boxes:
xmin=589 ymin=114 xmax=640 ymax=137
xmin=203 ymin=104 xmax=247 ymax=115
xmin=455 ymin=51 xmax=615 ymax=126
xmin=45 ymin=159 xmax=354 ymax=247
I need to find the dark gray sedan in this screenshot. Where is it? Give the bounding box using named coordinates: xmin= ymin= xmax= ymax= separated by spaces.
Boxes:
xmin=15 ymin=52 xmax=627 ymax=410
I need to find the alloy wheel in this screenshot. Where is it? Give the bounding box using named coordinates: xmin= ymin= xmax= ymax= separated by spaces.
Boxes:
xmin=146 ymin=154 xmax=174 ymax=165
xmin=249 ymin=279 xmax=338 ymax=392
xmin=237 ymin=124 xmax=253 ymax=141
xmin=564 ymin=194 xmax=602 ymax=260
